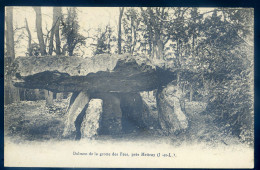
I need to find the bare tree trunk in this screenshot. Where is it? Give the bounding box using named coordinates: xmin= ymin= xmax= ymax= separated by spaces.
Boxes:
xmin=148 ymin=8 xmax=155 ymax=58
xmin=33 ymin=7 xmax=47 ymax=56
xmin=25 ymin=18 xmax=41 ymax=99
xmin=130 ymin=15 xmax=137 ymax=54
xmin=155 ymin=37 xmax=163 ymax=59
xmin=25 ymin=18 xmax=32 ymax=56
xmin=4 ymin=76 xmax=20 ymax=105
xmin=49 ymin=24 xmax=54 ymax=55
xmin=189 ymin=85 xmax=193 ymax=102
xmin=49 ymin=7 xmax=62 ymax=55
xmin=5 ymin=7 xmax=20 ymax=105
xmin=176 ymin=39 xmax=181 ymax=67
xmin=6 ymin=7 xmax=15 ymax=59
xmin=148 ymin=30 xmax=153 ymax=57
xmin=54 ymin=7 xmax=62 ymax=55
xmin=33 ymin=7 xmax=53 ymax=105
xmin=118 ymin=7 xmax=124 ymax=54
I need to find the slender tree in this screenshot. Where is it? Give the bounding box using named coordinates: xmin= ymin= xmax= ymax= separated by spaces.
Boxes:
xmin=118 ymin=7 xmax=124 ymax=54
xmin=33 ymin=7 xmax=53 ymax=105
xmin=5 ymin=7 xmax=20 ymax=104
xmin=49 ymin=21 xmax=55 ymax=55
xmin=6 ymin=7 xmax=15 ymax=59
xmin=139 ymin=7 xmax=170 ymax=59
xmin=122 ymin=8 xmax=140 ymax=54
xmin=54 ymin=7 xmax=63 ymax=99
xmin=54 ymin=7 xmax=62 ymax=55
xmin=33 ymin=7 xmax=47 ymax=56
xmin=49 ymin=7 xmax=62 ymax=55
xmin=25 ymin=18 xmax=32 ymax=56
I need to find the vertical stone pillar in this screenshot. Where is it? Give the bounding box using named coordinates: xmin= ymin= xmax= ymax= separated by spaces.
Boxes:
xmin=156 ymin=85 xmax=188 ymax=135
xmin=63 ymin=91 xmax=90 ymax=138
xmin=81 ymin=99 xmax=103 ymax=139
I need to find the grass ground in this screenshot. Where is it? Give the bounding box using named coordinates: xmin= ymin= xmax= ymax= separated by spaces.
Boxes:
xmin=4 ymin=99 xmax=254 ymax=168
xmin=4 ymin=98 xmax=244 ymax=147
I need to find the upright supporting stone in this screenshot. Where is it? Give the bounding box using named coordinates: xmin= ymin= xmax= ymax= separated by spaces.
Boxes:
xmin=98 ymin=93 xmax=122 ymax=135
xmin=63 ymin=91 xmax=90 ymax=137
xmin=80 ymin=99 xmax=103 ymax=139
xmin=157 ymin=84 xmax=188 ymax=135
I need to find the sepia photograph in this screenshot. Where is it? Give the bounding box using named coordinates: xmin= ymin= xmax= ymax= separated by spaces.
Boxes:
xmin=4 ymin=7 xmax=254 ymax=168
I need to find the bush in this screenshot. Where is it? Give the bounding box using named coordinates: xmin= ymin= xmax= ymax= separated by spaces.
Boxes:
xmin=206 ymin=71 xmax=253 ymax=144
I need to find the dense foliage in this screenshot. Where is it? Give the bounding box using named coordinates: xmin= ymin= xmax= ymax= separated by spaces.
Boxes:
xmin=61 ymin=8 xmax=86 ymax=56
xmin=119 ymin=7 xmax=254 ymax=143
xmin=93 ymin=25 xmax=115 ymax=55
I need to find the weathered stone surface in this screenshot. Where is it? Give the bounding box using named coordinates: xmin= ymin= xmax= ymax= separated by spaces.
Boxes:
xmin=80 ymin=99 xmax=103 ymax=138
xmin=13 ymin=54 xmax=156 ymax=77
xmin=63 ymin=91 xmax=90 ymax=137
xmin=13 ymin=54 xmax=177 ymax=94
xmin=157 ymin=84 xmax=188 ymax=135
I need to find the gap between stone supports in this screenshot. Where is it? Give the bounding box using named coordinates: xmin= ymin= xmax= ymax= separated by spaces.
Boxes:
xmin=97 ymin=93 xmax=123 ymax=135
